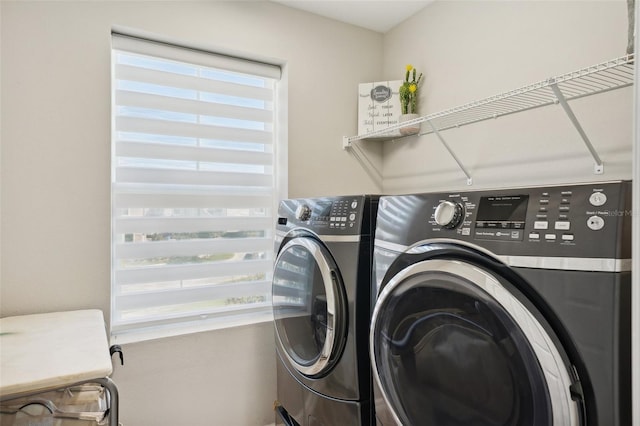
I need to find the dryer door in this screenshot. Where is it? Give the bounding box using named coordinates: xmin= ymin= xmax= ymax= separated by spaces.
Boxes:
xmin=371 ymin=257 xmax=581 ymax=426
xmin=273 ymin=237 xmax=347 ymax=378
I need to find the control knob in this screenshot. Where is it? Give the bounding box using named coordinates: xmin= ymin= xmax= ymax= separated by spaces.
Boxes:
xmin=434 ymin=201 xmax=464 ymax=229
xmin=295 ymin=204 xmax=312 ymax=221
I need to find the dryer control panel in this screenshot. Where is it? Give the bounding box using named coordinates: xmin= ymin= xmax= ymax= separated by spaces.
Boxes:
xmin=376 ymin=181 xmax=631 ymax=259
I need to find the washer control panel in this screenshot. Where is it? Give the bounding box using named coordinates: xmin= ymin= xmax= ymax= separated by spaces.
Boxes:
xmin=379 ymin=181 xmax=631 ymax=258
xmin=278 ymin=195 xmax=377 ymax=236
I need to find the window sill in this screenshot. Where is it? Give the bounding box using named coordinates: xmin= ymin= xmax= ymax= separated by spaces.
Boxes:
xmin=110 ymin=309 xmax=274 ymax=346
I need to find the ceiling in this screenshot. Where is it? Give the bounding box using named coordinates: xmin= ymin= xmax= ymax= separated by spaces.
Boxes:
xmin=271 ymin=1 xmax=434 ymax=33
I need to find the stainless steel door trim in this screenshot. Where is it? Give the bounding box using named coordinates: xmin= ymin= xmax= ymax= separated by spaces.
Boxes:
xmin=374 ymin=238 xmax=630 ymax=272
xmin=319 ymin=235 xmax=361 ymax=242
xmin=498 ymin=255 xmax=631 ymax=272
xmin=370 ymin=258 xmax=580 ymax=426
xmin=276 ymin=228 xmax=360 ymax=243
xmin=374 ymin=239 xmax=409 ymax=254
xmin=273 ymin=237 xmax=341 ymax=377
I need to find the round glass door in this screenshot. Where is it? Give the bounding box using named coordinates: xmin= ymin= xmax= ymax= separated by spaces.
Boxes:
xmin=272 ymin=237 xmax=346 ymax=377
xmin=371 ymin=258 xmax=580 ymax=426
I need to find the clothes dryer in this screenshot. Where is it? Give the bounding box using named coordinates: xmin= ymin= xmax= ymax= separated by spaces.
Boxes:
xmin=371 ymin=181 xmax=631 ymax=426
xmin=273 ymin=195 xmax=379 ymax=426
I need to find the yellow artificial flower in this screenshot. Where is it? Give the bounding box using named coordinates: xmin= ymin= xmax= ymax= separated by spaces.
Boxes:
xmin=400 ymin=65 xmax=423 ymax=115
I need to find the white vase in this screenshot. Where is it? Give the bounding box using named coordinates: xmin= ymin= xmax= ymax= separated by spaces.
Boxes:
xmin=399 ymin=113 xmax=420 ymax=136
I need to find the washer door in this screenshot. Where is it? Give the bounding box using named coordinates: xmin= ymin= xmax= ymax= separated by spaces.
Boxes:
xmin=273 ymin=237 xmax=347 ymax=378
xmin=371 ymin=257 xmax=581 ymax=426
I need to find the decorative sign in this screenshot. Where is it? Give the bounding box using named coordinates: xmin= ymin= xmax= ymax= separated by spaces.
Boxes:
xmin=358 ymin=80 xmax=402 ymax=136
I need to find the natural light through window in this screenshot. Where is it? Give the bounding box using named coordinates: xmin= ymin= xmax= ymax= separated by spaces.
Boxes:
xmin=111 ymin=33 xmax=284 ymax=343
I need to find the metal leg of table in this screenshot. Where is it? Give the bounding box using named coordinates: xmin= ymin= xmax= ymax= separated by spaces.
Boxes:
xmin=94 ymin=377 xmax=119 ymax=426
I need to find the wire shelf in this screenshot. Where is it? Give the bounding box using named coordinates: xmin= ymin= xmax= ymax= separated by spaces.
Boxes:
xmin=344 ymin=54 xmax=635 ymax=144
xmin=343 ymin=54 xmax=635 ymax=182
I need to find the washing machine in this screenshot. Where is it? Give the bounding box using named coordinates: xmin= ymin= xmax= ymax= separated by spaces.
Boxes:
xmin=370 ymin=181 xmax=631 ymax=426
xmin=273 ymin=195 xmax=379 ymax=426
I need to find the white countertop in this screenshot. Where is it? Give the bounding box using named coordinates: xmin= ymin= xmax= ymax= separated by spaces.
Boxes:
xmin=0 ymin=310 xmax=113 ymax=399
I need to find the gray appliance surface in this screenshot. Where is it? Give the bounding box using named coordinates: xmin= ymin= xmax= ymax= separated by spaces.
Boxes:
xmin=276 ymin=360 xmax=368 ymax=426
xmin=371 ymin=181 xmax=631 ymax=426
xmin=273 ymin=195 xmax=378 ymax=426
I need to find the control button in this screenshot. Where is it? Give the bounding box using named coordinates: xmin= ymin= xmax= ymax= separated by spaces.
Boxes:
xmin=529 ymin=233 xmax=540 ymax=239
xmin=562 ymin=234 xmax=575 ymax=241
xmin=559 ymin=214 xmax=569 ymax=220
xmin=348 ymin=213 xmax=356 ymax=221
xmin=461 ymin=228 xmax=471 ymax=236
xmin=351 ymin=200 xmax=358 ymax=209
xmin=554 ymin=221 xmax=571 ymax=231
xmin=534 ymin=221 xmax=549 ymax=230
xmin=587 ymin=215 xmax=605 ymax=231
xmin=536 ymin=214 xmax=548 ymax=219
xmin=539 ymin=199 xmax=550 ymax=205
xmin=560 ymin=198 xmax=571 ymax=204
xmin=512 ymin=222 xmax=525 ymax=229
xmin=538 ymin=207 xmax=548 ymax=213
xmin=589 ymin=192 xmax=607 ymax=207
xmin=545 ymin=234 xmax=557 ymax=240
xmin=434 ymin=201 xmax=464 ymax=229
xmin=541 ymin=192 xmax=550 ymax=198
xmin=341 ymin=217 xmax=347 ymax=222
xmin=330 ymin=217 xmax=336 ymax=221
xmin=295 ymin=204 xmax=312 ymax=221
xmin=561 ymin=191 xmax=573 ymax=196
xmin=559 ymin=206 xmax=571 ymax=212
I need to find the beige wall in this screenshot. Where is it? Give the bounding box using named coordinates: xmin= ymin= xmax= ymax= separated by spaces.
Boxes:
xmin=0 ymin=2 xmax=381 ymax=425
xmin=380 ymin=0 xmax=633 ymax=194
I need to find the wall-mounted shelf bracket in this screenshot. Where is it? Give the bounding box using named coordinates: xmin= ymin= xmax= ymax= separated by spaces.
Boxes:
xmin=342 ymin=136 xmax=353 ymax=150
xmin=549 ymin=80 xmax=604 ymax=174
xmin=426 ymin=120 xmax=473 ymax=185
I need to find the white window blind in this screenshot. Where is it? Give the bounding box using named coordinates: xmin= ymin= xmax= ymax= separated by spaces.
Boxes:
xmin=111 ymin=33 xmax=283 ymax=343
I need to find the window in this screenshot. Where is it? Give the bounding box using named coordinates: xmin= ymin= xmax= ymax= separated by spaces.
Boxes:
xmin=110 ymin=33 xmax=285 ymax=343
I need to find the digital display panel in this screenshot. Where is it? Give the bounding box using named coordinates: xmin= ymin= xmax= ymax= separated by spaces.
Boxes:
xmin=476 ymin=195 xmax=529 ymax=222
xmin=314 ymin=201 xmax=333 ymax=218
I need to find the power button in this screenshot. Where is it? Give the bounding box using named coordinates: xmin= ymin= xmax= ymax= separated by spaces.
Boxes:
xmin=589 ymin=192 xmax=607 ymax=207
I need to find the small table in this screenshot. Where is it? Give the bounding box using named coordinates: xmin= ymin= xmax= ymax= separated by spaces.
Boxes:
xmin=0 ymin=310 xmax=119 ymax=425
